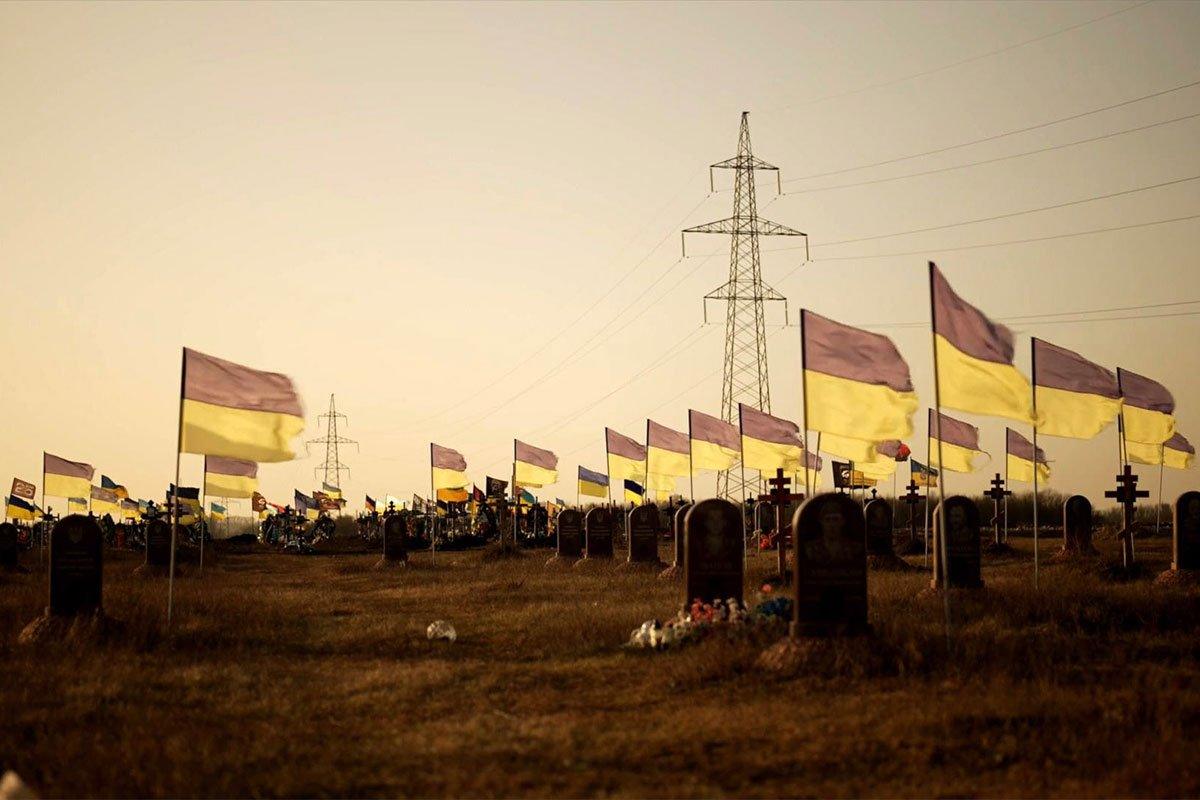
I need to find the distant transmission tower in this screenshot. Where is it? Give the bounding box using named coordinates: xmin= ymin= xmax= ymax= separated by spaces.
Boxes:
xmin=682 ymin=111 xmax=808 ymax=500
xmin=306 ymin=394 xmax=358 ymax=488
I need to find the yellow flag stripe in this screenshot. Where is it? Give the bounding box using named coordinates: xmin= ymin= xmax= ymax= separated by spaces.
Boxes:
xmin=742 ymin=435 xmax=802 ymax=473
xmin=607 ymin=453 xmax=646 ymax=482
xmin=929 ymin=438 xmax=983 ymax=473
xmin=647 ymin=446 xmax=690 ymax=478
xmin=936 ymin=335 xmax=1034 ymax=424
xmin=805 ymin=369 xmax=917 ymax=441
xmin=204 ymin=473 xmax=258 ymax=499
xmin=1165 ymin=446 xmax=1195 ymax=470
xmin=1035 ymin=385 xmax=1122 ymax=439
xmin=578 ymin=479 xmax=608 ymax=498
xmin=431 ymin=467 xmax=470 ymax=490
xmin=690 ymin=440 xmax=738 ymax=473
xmin=1006 ymin=453 xmax=1050 ymax=483
xmin=1123 ymin=405 xmax=1175 ymax=446
xmin=514 ymin=462 xmax=557 ymax=487
xmin=44 ymin=474 xmax=91 ymax=500
xmin=818 ymin=432 xmax=878 ymax=462
xmin=181 ymin=398 xmax=305 ymax=463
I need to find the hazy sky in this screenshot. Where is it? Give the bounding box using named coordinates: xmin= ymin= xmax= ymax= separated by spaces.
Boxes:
xmin=3 ymin=0 xmax=1198 ymax=513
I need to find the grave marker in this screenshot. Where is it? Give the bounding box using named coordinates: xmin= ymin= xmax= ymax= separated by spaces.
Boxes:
xmin=582 ymin=506 xmax=613 ymax=559
xmin=684 ymin=498 xmax=744 ymax=607
xmin=864 ymin=499 xmax=894 ymax=558
xmin=145 ymin=519 xmax=171 ymax=568
xmin=672 ymin=503 xmax=692 ymax=566
xmin=902 ymin=480 xmax=922 ymax=552
xmin=49 ymin=515 xmax=103 ymax=616
xmin=790 ymin=493 xmax=867 ymax=636
xmin=556 ymin=509 xmax=583 ymax=559
xmin=627 ymin=503 xmax=661 ymax=565
xmin=931 ymin=496 xmax=983 ymax=589
xmin=984 ymin=473 xmax=1012 ymax=547
xmin=1105 ymin=465 xmax=1148 ymax=568
xmin=0 ymin=522 xmax=19 ymax=571
xmin=757 ymin=468 xmax=804 ymax=582
xmin=1062 ymin=495 xmax=1095 ymax=555
xmin=383 ymin=514 xmax=407 ymax=563
xmin=1172 ymin=491 xmax=1200 ymax=571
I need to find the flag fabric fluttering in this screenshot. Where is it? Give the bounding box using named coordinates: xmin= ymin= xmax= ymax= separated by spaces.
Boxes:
xmin=364 ymin=494 xmax=377 ymax=514
xmin=179 ymin=347 xmax=305 ymax=463
xmin=100 ymin=475 xmax=129 ymax=500
xmin=514 ymin=440 xmax=558 ymax=487
xmin=5 ymin=495 xmax=39 ymax=521
xmin=832 ymin=461 xmax=876 ymax=489
xmin=646 ymin=420 xmax=691 ymax=479
xmin=203 ymin=456 xmax=259 ymax=499
xmin=1032 ymin=338 xmax=1121 ymax=439
xmin=209 ymin=502 xmax=227 ymax=521
xmin=790 ymin=450 xmax=824 ymax=490
xmin=1118 ymin=367 xmax=1175 ymax=446
xmin=801 ymin=309 xmax=919 ymax=460
xmin=10 ymin=478 xmax=36 ymax=501
xmin=910 ymin=459 xmax=939 ymax=488
xmin=578 ymin=466 xmax=609 ymax=498
xmin=295 ymin=489 xmax=317 ymax=520
xmin=431 ymin=444 xmax=470 ymax=489
xmin=688 ymin=409 xmax=739 ymax=473
xmin=519 ymin=488 xmax=536 ymax=506
xmin=412 ymin=493 xmax=425 ymax=512
xmin=90 ymin=485 xmax=120 ymax=515
xmin=321 ymin=482 xmax=342 ymax=500
xmin=853 ymin=439 xmax=911 ymax=480
xmin=252 ymin=492 xmax=267 ymax=513
xmin=1164 ymin=433 xmax=1195 ymax=470
xmin=623 ymin=479 xmax=644 ymax=504
xmin=739 ymin=403 xmax=804 ymax=473
xmin=43 ymin=453 xmax=94 ymax=499
xmin=437 ymin=487 xmax=469 ymax=503
xmin=120 ymin=498 xmax=141 ymax=520
xmin=1006 ymin=428 xmax=1050 ymax=484
xmin=930 ymin=263 xmax=1034 ymax=424
xmin=485 ymin=476 xmax=508 ymax=498
xmin=928 ymin=409 xmax=984 ymax=473
xmin=67 ymin=497 xmax=88 ymax=515
xmin=606 ymin=428 xmax=647 ymax=482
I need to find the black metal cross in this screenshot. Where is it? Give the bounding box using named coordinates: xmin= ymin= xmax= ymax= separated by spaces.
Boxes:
xmin=985 ymin=473 xmax=1012 ymax=545
xmin=903 ymin=480 xmax=922 ymax=547
xmin=1105 ymin=464 xmax=1149 ymax=568
xmin=758 ymin=468 xmax=806 ymax=584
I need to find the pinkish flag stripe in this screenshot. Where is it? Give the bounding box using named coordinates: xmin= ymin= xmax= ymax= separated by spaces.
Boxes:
xmin=183 ymin=348 xmax=304 ymax=416
xmin=515 ymin=440 xmax=557 ymax=470
xmin=647 ymin=420 xmax=689 ymax=455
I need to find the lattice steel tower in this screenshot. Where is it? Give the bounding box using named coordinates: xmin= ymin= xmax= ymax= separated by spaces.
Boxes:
xmin=306 ymin=394 xmax=358 ymax=488
xmin=682 ymin=112 xmax=808 ymax=500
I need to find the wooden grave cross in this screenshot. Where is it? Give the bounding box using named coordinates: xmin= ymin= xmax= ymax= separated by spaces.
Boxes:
xmin=757 ymin=468 xmax=806 ymax=584
xmin=903 ymin=480 xmax=922 ymax=547
xmin=985 ymin=473 xmax=1012 ymax=545
xmin=1104 ymin=465 xmax=1148 ymax=568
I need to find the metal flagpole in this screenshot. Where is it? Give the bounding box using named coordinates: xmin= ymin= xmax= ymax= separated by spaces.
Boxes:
xmin=1116 ymin=370 xmax=1134 ymax=559
xmin=168 ymin=348 xmax=186 ymax=627
xmin=1003 ymin=428 xmax=1009 ymax=544
xmin=799 ymin=311 xmax=811 ymax=501
xmin=1031 ymin=340 xmax=1040 ymax=589
xmin=429 ymin=444 xmax=436 ymax=565
xmin=928 ymin=262 xmax=952 ymax=643
xmin=199 ymin=458 xmax=206 ymax=577
xmin=1156 ymin=450 xmax=1165 ymax=536
xmin=923 ymin=433 xmax=931 ymax=567
xmin=40 ymin=459 xmax=46 ymax=565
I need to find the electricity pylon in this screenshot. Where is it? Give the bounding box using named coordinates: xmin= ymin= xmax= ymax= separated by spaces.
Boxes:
xmin=681 ymin=111 xmax=808 ymax=501
xmin=306 ymin=394 xmax=358 ymax=489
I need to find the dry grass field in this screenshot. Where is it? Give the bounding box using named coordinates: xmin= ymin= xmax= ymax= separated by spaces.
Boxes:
xmin=3 ymin=531 xmax=1200 ymax=798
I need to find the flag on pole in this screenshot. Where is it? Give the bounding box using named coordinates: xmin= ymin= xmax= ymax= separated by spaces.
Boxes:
xmin=252 ymin=492 xmax=267 ymax=513
xmin=485 ymin=476 xmax=508 ymax=498
xmin=365 ymin=495 xmax=377 ymax=514
xmin=578 ymin=466 xmax=609 ymax=498
xmin=180 ymin=347 xmax=305 ymax=463
xmin=101 ymin=475 xmax=129 ymax=500
xmin=90 ymin=485 xmax=120 ymax=515
xmin=928 ymin=409 xmax=984 ymax=473
xmin=431 ymin=444 xmax=470 ymax=489
xmin=791 ymin=450 xmax=824 ymax=490
xmin=1118 ymin=368 xmax=1175 ymax=446
xmin=120 ymin=498 xmax=141 ymax=520
xmin=412 ymin=493 xmax=425 ymax=512
xmin=801 ymin=309 xmax=918 ymax=457
xmin=5 ymin=495 xmax=39 ymax=521
xmin=203 ymin=456 xmax=259 ymax=499
xmin=623 ymin=479 xmax=644 ymax=504
xmin=67 ymin=497 xmax=88 ymax=515
xmin=739 ymin=403 xmax=804 ymax=473
xmin=1164 ymin=433 xmax=1195 ymax=470
xmin=43 ymin=453 xmax=94 ymax=499
xmin=688 ymin=409 xmax=739 ymax=473
xmin=1006 ymin=428 xmax=1050 ymax=483
xmin=854 ymin=440 xmax=911 ymax=480
xmin=930 ymin=263 xmax=1034 ymax=424
xmin=10 ymin=478 xmax=36 ymax=501
xmin=910 ymin=459 xmax=939 ymax=488
xmin=519 ymin=488 xmax=536 ymax=506
xmin=514 ymin=440 xmax=558 ymax=487
xmin=209 ymin=502 xmax=227 ymax=521
xmin=437 ymin=487 xmax=469 ymax=503
xmin=646 ymin=420 xmax=691 ymax=479
xmin=605 ymin=428 xmax=646 ymax=482
xmin=1032 ymin=338 xmax=1121 ymax=439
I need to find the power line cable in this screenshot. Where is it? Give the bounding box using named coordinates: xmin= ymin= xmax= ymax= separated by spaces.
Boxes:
xmin=783 ymin=77 xmax=1200 ymax=183
xmin=762 ymin=1 xmax=1153 ymax=112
